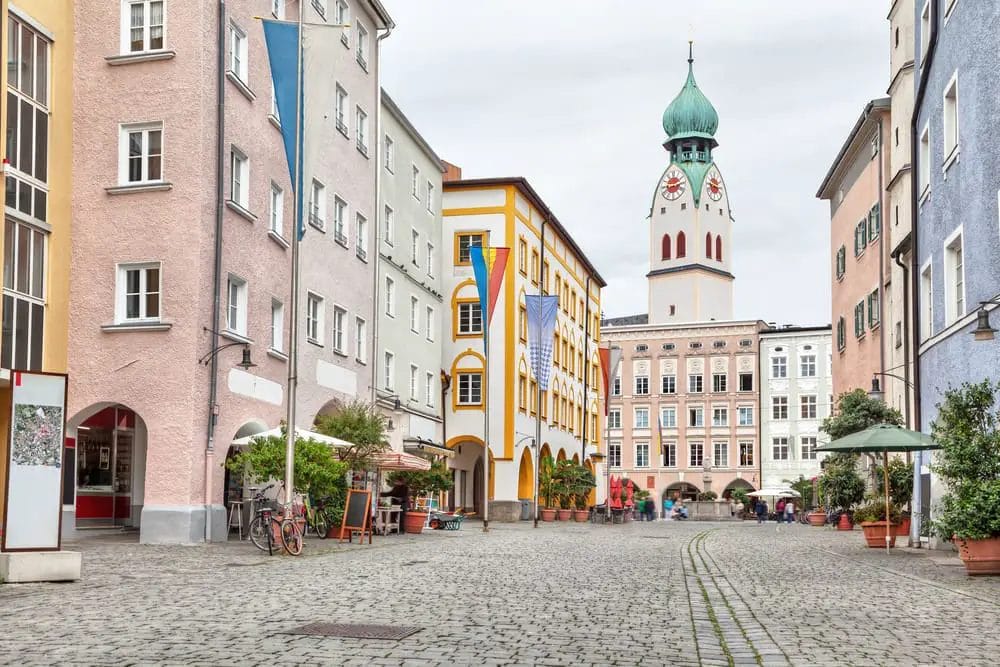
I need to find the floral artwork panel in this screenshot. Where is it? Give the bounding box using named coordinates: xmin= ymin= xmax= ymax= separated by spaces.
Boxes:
xmin=11 ymin=404 xmax=64 ymax=468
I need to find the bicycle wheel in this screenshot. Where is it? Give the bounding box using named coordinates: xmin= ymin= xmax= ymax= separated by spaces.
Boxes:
xmin=248 ymin=516 xmax=269 ymax=551
xmin=314 ymin=510 xmax=330 ymax=539
xmin=280 ymin=518 xmax=303 ymax=556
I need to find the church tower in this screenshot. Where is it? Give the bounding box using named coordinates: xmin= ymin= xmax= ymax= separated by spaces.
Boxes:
xmin=647 ymin=45 xmax=734 ymax=324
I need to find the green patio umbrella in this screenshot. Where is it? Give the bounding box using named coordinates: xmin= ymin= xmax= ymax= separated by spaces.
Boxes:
xmin=817 ymin=424 xmax=940 ymax=551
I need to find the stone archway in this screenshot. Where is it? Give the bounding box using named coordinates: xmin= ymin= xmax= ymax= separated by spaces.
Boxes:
xmin=722 ymin=478 xmax=756 ymax=500
xmin=517 ymin=446 xmax=534 ymax=500
xmin=663 ymin=481 xmax=700 ymax=502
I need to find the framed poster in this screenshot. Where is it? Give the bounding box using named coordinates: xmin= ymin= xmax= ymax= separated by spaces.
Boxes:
xmin=2 ymin=371 xmax=69 ymax=552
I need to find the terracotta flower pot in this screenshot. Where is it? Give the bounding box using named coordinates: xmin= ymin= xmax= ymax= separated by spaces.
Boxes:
xmin=573 ymin=510 xmax=589 ymax=522
xmin=540 ymin=508 xmax=556 ymax=522
xmin=807 ymin=512 xmax=826 ymax=527
xmin=955 ymin=536 xmax=1000 ymax=575
xmin=556 ymin=509 xmax=573 ymax=521
xmin=893 ymin=517 xmax=911 ymax=538
xmin=403 ymin=511 xmax=429 ymax=534
xmin=860 ymin=521 xmax=897 ymax=548
xmin=327 ymin=525 xmax=350 ymax=539
xmin=837 ymin=513 xmax=853 ymax=531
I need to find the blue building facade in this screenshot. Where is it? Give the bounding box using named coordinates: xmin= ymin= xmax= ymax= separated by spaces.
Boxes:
xmin=914 ymin=0 xmax=1000 ymax=433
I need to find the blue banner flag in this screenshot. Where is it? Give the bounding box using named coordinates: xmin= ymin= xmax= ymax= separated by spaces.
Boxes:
xmin=525 ymin=295 xmax=559 ymax=391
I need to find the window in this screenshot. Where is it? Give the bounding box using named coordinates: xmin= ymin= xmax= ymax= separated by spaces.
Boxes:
xmin=944 ymin=0 xmax=958 ymax=19
xmin=612 ymin=375 xmax=621 ymax=396
xmin=712 ymin=373 xmax=727 ymax=393
xmin=383 ymin=351 xmax=394 ymax=390
xmin=328 ymin=305 xmax=346 ymax=354
xmin=738 ymin=373 xmax=753 ymax=392
xmin=456 ymin=232 xmax=484 ymax=265
xmin=271 ymin=299 xmax=284 ymax=352
xmin=305 ymin=292 xmax=323 ymax=343
xmin=712 ymin=407 xmax=728 ymax=427
xmin=660 ymin=407 xmax=676 ymax=428
xmin=120 ymin=124 xmax=163 ymax=185
xmin=837 ymin=317 xmax=846 ymax=350
xmin=713 ymin=442 xmax=728 ymax=468
xmin=384 ymin=277 xmax=395 ymax=317
xmin=334 ymin=1 xmax=348 ymax=36
xmin=383 ymin=205 xmax=394 ymax=246
xmin=230 ymin=148 xmax=248 ymax=209
xmin=411 ymin=165 xmax=420 ymax=200
xmin=688 ymin=374 xmax=703 ymax=393
xmin=530 ymin=250 xmax=539 ymax=284
xmin=229 ymin=23 xmax=248 ymax=83
xmin=634 ymin=375 xmax=649 ymax=395
xmin=635 ymin=344 xmax=648 ymax=353
xmin=457 ymin=372 xmax=483 ymax=405
xmin=270 ymin=85 xmax=279 ymax=121
xmin=772 ymin=437 xmax=789 ymax=461
xmin=676 ymin=231 xmax=687 ymax=258
xmin=636 ymin=443 xmax=650 ymax=468
xmin=356 ymin=22 xmax=369 ymax=70
xmin=662 ymin=441 xmax=677 ymax=467
xmin=116 ymin=263 xmax=160 ymax=323
xmin=226 ymin=275 xmax=247 ymax=336
xmin=771 ymin=356 xmax=787 ymax=378
xmin=920 ymin=1 xmax=931 ymax=63
xmin=410 ymin=296 xmax=419 ymax=333
xmin=634 ymin=408 xmax=649 ymax=430
xmin=800 ymin=354 xmax=817 ymax=377
xmin=426 ymin=372 xmax=435 ymax=407
xmin=867 ymin=289 xmax=880 ymax=328
xmin=689 ymin=442 xmax=704 ymax=468
xmin=125 ymin=1 xmax=165 ymax=53
xmin=854 ymin=220 xmax=867 ymax=257
xmin=921 ymin=262 xmax=933 ymax=339
xmin=738 ymin=406 xmax=753 ymax=426
xmin=712 ymin=341 xmax=726 ymax=349
xmin=739 ymin=442 xmax=754 ymax=467
xmin=661 ymin=234 xmax=671 ymax=260
xmin=270 ymin=184 xmax=284 ymax=237
xmin=661 ymin=374 xmax=676 ymax=394
xmin=457 ymin=301 xmax=482 ymax=335
xmin=356 ymin=107 xmax=368 ymax=156
xmin=518 ymin=239 xmax=527 ymax=274
xmin=772 ymin=397 xmax=788 ymax=420
xmin=422 ymin=243 xmax=433 ymax=278
xmin=7 ymin=19 xmax=50 ymax=223
xmin=688 ymin=407 xmax=704 ymax=428
xmin=854 ymin=300 xmax=866 ymax=338
xmin=333 ymin=196 xmax=347 ymax=245
xmin=918 ymin=123 xmax=930 ymax=198
xmin=410 ymin=229 xmax=419 ymax=265
xmin=425 ymin=306 xmax=434 ymax=341
xmin=355 ymin=317 xmax=366 ymax=362
xmin=608 ymin=442 xmax=622 ymax=468
xmin=356 ymin=213 xmax=368 ymax=260
xmin=426 ymin=182 xmax=434 ymax=212
xmin=335 ymin=85 xmax=348 ymax=136
xmin=801 ymin=395 xmax=817 ymax=419
xmin=383 ymin=135 xmax=394 ymax=172
xmin=309 ymin=180 xmax=326 ymax=230
xmin=801 ymin=436 xmax=818 ymax=461
xmin=945 ymin=231 xmax=965 ymax=323
xmin=409 ymin=364 xmax=419 ymax=401
xmin=608 ymin=410 xmax=621 ymax=429
xmin=868 ymin=204 xmax=881 ymax=243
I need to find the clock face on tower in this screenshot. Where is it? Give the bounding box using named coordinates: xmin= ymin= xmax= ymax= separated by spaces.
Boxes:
xmin=661 ymin=169 xmax=686 ymax=201
xmin=707 ymin=174 xmax=723 ymax=201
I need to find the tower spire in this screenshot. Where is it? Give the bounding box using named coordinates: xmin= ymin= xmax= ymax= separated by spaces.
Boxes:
xmin=688 ymin=40 xmax=693 ymax=65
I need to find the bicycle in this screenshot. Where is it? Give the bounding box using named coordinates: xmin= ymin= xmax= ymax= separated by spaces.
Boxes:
xmin=301 ymin=495 xmax=332 ymax=539
xmin=247 ymin=484 xmax=304 ymax=556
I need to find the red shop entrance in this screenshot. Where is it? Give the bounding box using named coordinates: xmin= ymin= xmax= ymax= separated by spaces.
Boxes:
xmin=74 ymin=405 xmax=146 ymax=529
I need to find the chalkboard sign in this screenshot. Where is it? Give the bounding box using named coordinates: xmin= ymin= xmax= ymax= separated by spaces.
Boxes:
xmin=339 ymin=489 xmax=372 ymax=544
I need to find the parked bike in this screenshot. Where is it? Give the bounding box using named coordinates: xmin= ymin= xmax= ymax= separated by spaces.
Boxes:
xmin=246 ymin=483 xmax=303 ymax=556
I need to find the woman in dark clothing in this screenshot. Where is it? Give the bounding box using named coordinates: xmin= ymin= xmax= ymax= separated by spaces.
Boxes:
xmin=755 ymin=499 xmax=767 ymax=524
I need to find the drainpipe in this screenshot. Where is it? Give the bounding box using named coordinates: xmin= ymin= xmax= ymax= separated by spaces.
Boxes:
xmin=581 ymin=276 xmax=591 ymax=461
xmin=877 ymin=116 xmax=886 ymax=387
xmin=203 ymin=0 xmax=227 ymax=543
xmin=892 ymin=246 xmax=911 ymax=429
xmin=909 ymin=0 xmax=940 ymax=546
xmin=370 ymin=23 xmax=392 ymax=405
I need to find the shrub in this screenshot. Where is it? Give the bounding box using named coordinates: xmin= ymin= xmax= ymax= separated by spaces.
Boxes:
xmin=226 ymin=431 xmax=348 ymax=501
xmin=697 ymin=491 xmax=718 ymax=501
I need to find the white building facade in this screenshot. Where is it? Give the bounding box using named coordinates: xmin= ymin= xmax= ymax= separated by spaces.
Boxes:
xmin=759 ymin=327 xmax=834 ymax=488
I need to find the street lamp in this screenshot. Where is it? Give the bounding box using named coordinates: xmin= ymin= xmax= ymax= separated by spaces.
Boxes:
xmin=199 ymin=336 xmax=257 ymax=371
xmin=868 ymin=376 xmax=885 ymax=403
xmin=971 ymin=305 xmax=997 ymax=341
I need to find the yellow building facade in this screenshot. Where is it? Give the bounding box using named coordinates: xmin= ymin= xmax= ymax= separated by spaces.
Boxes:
xmin=442 ymin=177 xmax=605 ymax=521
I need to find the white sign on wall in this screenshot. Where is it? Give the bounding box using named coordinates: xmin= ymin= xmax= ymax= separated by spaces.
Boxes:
xmin=2 ymin=372 xmax=68 ymax=552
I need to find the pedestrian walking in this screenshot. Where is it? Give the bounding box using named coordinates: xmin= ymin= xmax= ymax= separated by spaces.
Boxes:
xmin=645 ymin=497 xmax=656 ymax=522
xmin=755 ymin=499 xmax=767 ymax=524
xmin=784 ymin=499 xmax=795 ymax=524
xmin=775 ymin=498 xmax=786 ymax=523
xmin=663 ymin=496 xmax=673 ymax=521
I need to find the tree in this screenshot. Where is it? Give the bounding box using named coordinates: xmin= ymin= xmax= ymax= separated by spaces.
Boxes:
xmin=388 ymin=460 xmax=454 ymax=498
xmin=821 ymin=388 xmax=903 ymax=440
xmin=225 ymin=432 xmax=348 ymax=500
xmin=314 ymin=400 xmax=389 ymax=472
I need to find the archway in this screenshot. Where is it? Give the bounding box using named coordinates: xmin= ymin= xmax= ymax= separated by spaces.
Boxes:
xmin=224 ymin=419 xmax=269 ymax=515
xmin=663 ymin=481 xmax=700 ymax=502
xmin=722 ymin=478 xmax=755 ymax=500
xmin=571 ymin=453 xmax=580 ymax=465
xmin=556 ymin=449 xmax=566 ymax=463
xmin=539 ymin=442 xmax=552 ymax=462
xmin=517 ymin=447 xmax=534 ymax=500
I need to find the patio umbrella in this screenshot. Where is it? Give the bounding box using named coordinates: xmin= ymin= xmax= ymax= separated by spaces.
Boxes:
xmin=816 ymin=424 xmax=940 ymax=551
xmin=747 ymin=488 xmax=801 ymax=498
xmin=371 ymin=451 xmax=432 ymax=472
xmin=610 ymin=476 xmax=622 ymax=510
xmin=232 ymin=426 xmax=354 ymax=449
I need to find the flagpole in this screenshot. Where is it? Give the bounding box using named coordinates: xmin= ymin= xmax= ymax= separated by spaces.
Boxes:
xmin=283 ymin=0 xmax=304 ymax=510
xmin=482 ymin=317 xmax=490 ymax=532
xmin=532 ymin=302 xmax=541 ymax=528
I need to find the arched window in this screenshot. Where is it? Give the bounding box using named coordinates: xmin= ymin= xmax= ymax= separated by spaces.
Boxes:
xmin=716 ymin=236 xmax=723 ymax=262
xmin=661 ymin=234 xmax=672 ymax=260
xmin=676 ymin=231 xmax=687 ymax=258
xmin=705 ymin=233 xmax=713 ymax=259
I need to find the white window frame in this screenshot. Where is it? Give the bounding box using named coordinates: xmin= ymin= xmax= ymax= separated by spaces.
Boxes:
xmin=771 ymin=355 xmax=787 ymax=378
xmin=772 ymin=437 xmax=790 ymax=461
xmin=660 ymin=406 xmax=676 ymax=428
xmin=229 ymin=22 xmax=248 ymax=84
xmin=607 ymin=410 xmax=621 ymax=429
xmin=920 ymin=1 xmax=932 ymax=64
xmin=230 ymin=147 xmax=249 ymax=209
xmin=688 ymin=374 xmax=703 ymax=393
xmin=661 ymin=374 xmax=676 ymax=394
xmin=269 ymin=183 xmax=284 ymax=238
xmin=383 ymin=351 xmax=394 ymax=390
xmin=356 ymin=106 xmax=368 ymax=156
xmin=410 ymin=296 xmax=419 ymax=333
xmin=425 ymin=371 xmax=434 ymax=407
xmin=457 ymin=302 xmax=482 ymax=335
xmin=425 ymin=305 xmax=434 ymax=341
xmin=739 ymin=441 xmax=755 ymax=467
xmin=122 ymin=0 xmax=166 ymax=54
xmin=115 ymin=262 xmax=161 ymax=323
xmin=119 ymin=123 xmax=164 ymax=185
xmin=633 ymin=407 xmax=649 ymax=430
xmin=411 ymin=228 xmax=419 ymax=265
xmin=634 ymin=375 xmax=649 ymax=395
xmin=409 ymin=364 xmax=419 ymax=401
xmin=800 ymin=354 xmax=817 ymax=377
xmin=689 ymin=441 xmax=704 ymax=468
xmin=635 ymin=442 xmax=649 ymax=468
xmin=943 ymin=72 xmax=960 ymax=170
xmin=713 ymin=441 xmax=728 ymax=468
xmin=943 ymin=226 xmax=965 ymax=324
xmin=333 ymin=195 xmax=348 ymax=245
xmin=711 ymin=407 xmax=728 ymax=428
xmin=920 ymin=259 xmax=933 ymax=340
xmin=226 ymin=274 xmax=248 ymax=336
xmin=306 ymin=291 xmax=324 ymax=344
xmin=355 ymin=213 xmax=368 ymax=261
xmin=331 ymin=305 xmax=347 ymax=354
xmin=737 ymin=406 xmax=753 ymax=427
xmin=919 ymin=123 xmax=931 ymax=201
xmin=334 ymin=85 xmax=349 ymax=137
xmin=689 ymin=406 xmax=704 ymax=428
xmin=384 ymin=277 xmax=395 ymax=317
xmin=772 ymin=396 xmax=788 ymax=421
xmin=662 ymin=441 xmax=677 ymax=468
xmin=457 ymin=372 xmax=483 ymax=406
xmin=608 ymin=442 xmax=622 ymax=468
xmin=426 ymin=181 xmax=434 ymax=212
xmin=801 ymin=436 xmax=818 ymax=461
xmin=309 ymin=180 xmax=326 ymax=230
xmin=426 ymin=242 xmax=434 ymax=277
xmin=411 ymin=165 xmax=420 ymax=200
xmin=355 ymin=316 xmax=367 ymax=363
xmin=801 ymin=395 xmax=818 ymax=420
xmin=271 ymin=0 xmax=285 ymax=19
xmin=383 ymin=205 xmax=394 ymax=246
xmin=356 ymin=21 xmax=369 ymax=70
xmin=270 ymin=299 xmax=284 ymax=353
xmin=384 ymin=134 xmax=394 ymax=172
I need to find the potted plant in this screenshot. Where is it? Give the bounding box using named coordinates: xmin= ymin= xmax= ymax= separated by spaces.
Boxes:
xmin=697 ymin=491 xmax=718 ymax=501
xmin=538 ymin=455 xmax=557 ymax=522
xmin=552 ymin=459 xmax=578 ymax=521
xmin=389 ymin=460 xmax=454 ymax=534
xmin=556 ymin=486 xmax=573 ymax=521
xmin=852 ymin=496 xmax=901 ymax=548
xmin=931 ymin=380 xmax=1000 ymax=575
xmin=572 ymin=464 xmax=596 ymax=522
xmin=875 ymin=458 xmax=914 ymax=537
xmin=818 ymin=453 xmax=865 ymax=531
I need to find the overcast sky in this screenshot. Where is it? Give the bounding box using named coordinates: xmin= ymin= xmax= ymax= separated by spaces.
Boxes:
xmin=380 ymin=1 xmax=889 ymax=325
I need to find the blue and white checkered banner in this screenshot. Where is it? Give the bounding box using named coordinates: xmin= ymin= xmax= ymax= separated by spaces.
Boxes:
xmin=525 ymin=295 xmax=559 ymax=391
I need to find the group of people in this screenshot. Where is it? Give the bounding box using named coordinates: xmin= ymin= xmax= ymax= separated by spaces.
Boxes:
xmin=753 ymin=497 xmax=796 ymax=524
xmin=633 ymin=496 xmax=689 ymax=521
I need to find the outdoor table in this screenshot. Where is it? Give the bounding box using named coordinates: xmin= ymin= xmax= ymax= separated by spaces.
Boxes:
xmin=376 ymin=506 xmax=401 ymax=535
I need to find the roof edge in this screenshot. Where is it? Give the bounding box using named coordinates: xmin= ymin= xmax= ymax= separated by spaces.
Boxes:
xmin=381 ymin=90 xmax=445 ymax=172
xmin=816 ymin=97 xmax=891 ymax=200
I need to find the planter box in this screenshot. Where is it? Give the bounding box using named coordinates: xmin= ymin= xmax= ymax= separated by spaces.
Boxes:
xmin=893 ymin=517 xmax=911 ymax=538
xmin=556 ymin=509 xmax=573 ymax=521
xmin=807 ymin=512 xmax=826 ymax=527
xmin=572 ymin=510 xmax=589 ymax=522
xmin=860 ymin=521 xmax=897 ymax=548
xmin=540 ymin=508 xmax=556 ymax=522
xmin=955 ymin=536 xmax=1000 ymax=575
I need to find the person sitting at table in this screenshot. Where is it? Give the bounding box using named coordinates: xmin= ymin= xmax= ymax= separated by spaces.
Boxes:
xmin=380 ymin=478 xmax=409 ymax=534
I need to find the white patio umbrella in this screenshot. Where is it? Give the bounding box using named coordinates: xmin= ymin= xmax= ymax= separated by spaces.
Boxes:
xmin=232 ymin=426 xmax=354 ymax=448
xmin=747 ymin=488 xmax=801 ymax=498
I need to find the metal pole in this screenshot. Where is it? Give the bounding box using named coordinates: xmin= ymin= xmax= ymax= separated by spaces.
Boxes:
xmin=482 ymin=322 xmax=490 ymax=532
xmin=533 ymin=219 xmax=547 ymax=527
xmin=883 ymin=450 xmax=891 ymax=552
xmin=283 ymin=0 xmax=304 ymax=509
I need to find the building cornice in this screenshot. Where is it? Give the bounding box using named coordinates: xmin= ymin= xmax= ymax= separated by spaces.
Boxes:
xmin=887 ymin=61 xmax=915 ymax=95
xmin=381 ymin=90 xmax=445 ymax=172
xmin=816 ymin=97 xmax=891 ymax=200
xmin=602 ymin=319 xmax=768 ymax=336
xmin=886 ymin=164 xmax=912 ymax=190
xmin=646 ymin=264 xmax=735 ymax=280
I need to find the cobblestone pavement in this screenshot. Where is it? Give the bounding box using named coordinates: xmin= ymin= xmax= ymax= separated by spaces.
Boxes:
xmin=2 ymin=520 xmax=999 ymax=666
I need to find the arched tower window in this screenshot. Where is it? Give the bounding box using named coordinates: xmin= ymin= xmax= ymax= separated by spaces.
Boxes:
xmin=661 ymin=234 xmax=672 ymax=260
xmin=676 ymin=231 xmax=686 ymax=258
xmin=705 ymin=233 xmax=713 ymax=259
xmin=716 ymin=236 xmax=723 ymax=262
